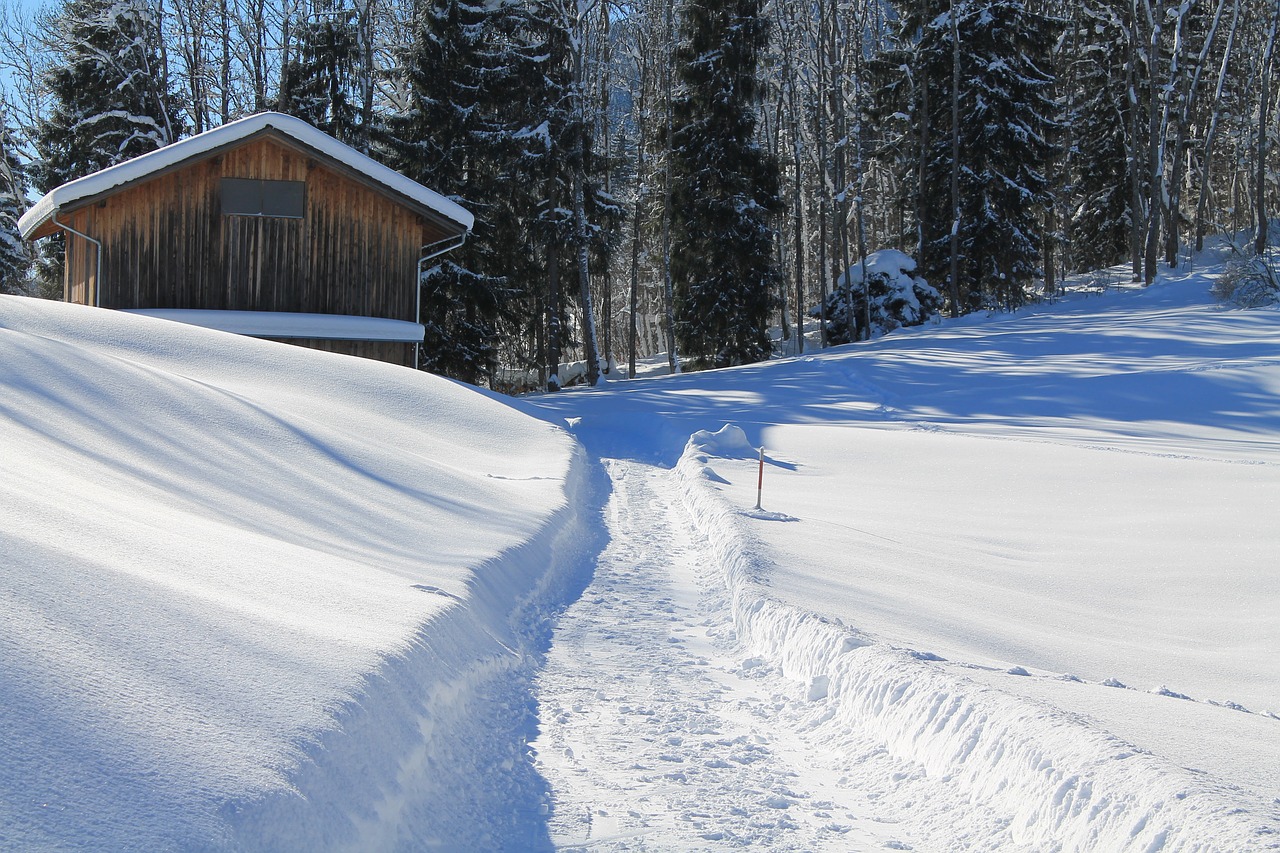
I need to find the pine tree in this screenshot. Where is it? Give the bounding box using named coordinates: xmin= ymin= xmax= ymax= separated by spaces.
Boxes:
xmin=280 ymin=1 xmax=367 ymax=148
xmin=534 ymin=0 xmax=622 ymax=388
xmin=36 ymin=0 xmax=182 ymax=188
xmin=669 ymin=0 xmax=781 ymax=369
xmin=955 ymin=0 xmax=1059 ymax=309
xmin=385 ymin=0 xmax=551 ymax=385
xmin=888 ymin=0 xmax=1058 ymax=313
xmin=0 ymin=116 xmax=31 ymax=296
xmin=34 ymin=0 xmax=183 ymax=293
xmin=1064 ymin=1 xmax=1136 ymax=273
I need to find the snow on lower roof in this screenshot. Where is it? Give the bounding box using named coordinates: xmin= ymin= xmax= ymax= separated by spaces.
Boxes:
xmin=122 ymin=309 xmax=425 ymax=342
xmin=17 ymin=112 xmax=474 ymax=240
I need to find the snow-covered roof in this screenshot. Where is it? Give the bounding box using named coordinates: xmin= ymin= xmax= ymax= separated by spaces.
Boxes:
xmin=17 ymin=112 xmax=474 ymax=239
xmin=121 ymin=308 xmax=425 ymax=342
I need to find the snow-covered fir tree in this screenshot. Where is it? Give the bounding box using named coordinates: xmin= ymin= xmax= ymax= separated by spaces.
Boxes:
xmin=385 ymin=0 xmax=551 ymax=385
xmin=822 ymin=250 xmax=942 ymax=343
xmin=0 ymin=116 xmax=31 ymax=296
xmin=1063 ymin=1 xmax=1137 ymax=274
xmin=34 ymin=0 xmax=183 ymax=292
xmin=953 ymin=0 xmax=1059 ymax=310
xmin=881 ymin=0 xmax=1058 ymax=313
xmin=35 ymin=0 xmax=182 ymax=188
xmin=280 ymin=1 xmax=368 ymax=149
xmin=532 ymin=0 xmax=621 ymax=388
xmin=385 ymin=0 xmax=614 ymax=389
xmin=669 ymin=0 xmax=781 ymax=369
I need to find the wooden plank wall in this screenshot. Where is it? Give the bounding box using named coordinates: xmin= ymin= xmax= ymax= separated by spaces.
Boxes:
xmin=63 ymin=136 xmax=454 ymax=331
xmin=272 ymin=337 xmax=414 ymax=367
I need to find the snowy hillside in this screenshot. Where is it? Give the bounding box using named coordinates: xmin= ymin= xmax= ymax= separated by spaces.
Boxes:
xmin=1 ymin=245 xmax=1278 ymax=852
xmin=528 ymin=253 xmax=1280 ymax=851
xmin=0 ymin=297 xmax=594 ymax=851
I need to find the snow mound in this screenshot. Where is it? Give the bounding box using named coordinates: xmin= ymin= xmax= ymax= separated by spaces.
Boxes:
xmin=825 ymin=248 xmax=943 ymax=340
xmin=686 ymin=423 xmax=758 ymax=459
xmin=675 ymin=424 xmax=1274 ymax=853
xmin=838 ymin=247 xmax=920 ymax=284
xmin=0 ymin=296 xmax=592 ymax=851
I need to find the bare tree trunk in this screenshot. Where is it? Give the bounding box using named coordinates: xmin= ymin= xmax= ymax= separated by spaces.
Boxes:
xmin=773 ymin=0 xmax=805 ymax=353
xmin=597 ymin=0 xmax=613 ymax=372
xmin=249 ymin=0 xmax=268 ymax=110
xmin=827 ymin=0 xmax=852 ymax=324
xmin=359 ymin=0 xmax=376 ymax=151
xmin=1127 ymin=0 xmax=1145 ymax=282
xmin=278 ymin=0 xmax=296 ymax=107
xmin=772 ymin=94 xmax=790 ymax=344
xmin=662 ymin=0 xmax=678 ymax=373
xmin=1254 ymin=0 xmax=1279 ymax=255
xmin=1141 ymin=0 xmax=1163 ymax=285
xmin=948 ymin=0 xmax=962 ymax=313
xmin=1194 ymin=0 xmax=1241 ymax=251
xmin=1166 ymin=0 xmax=1228 ymax=266
xmin=565 ymin=0 xmax=601 ymax=387
xmin=916 ymin=0 xmax=937 ymax=311
xmin=629 ymin=155 xmax=642 ymax=379
xmin=535 ymin=291 xmax=546 ymax=390
xmin=850 ymin=7 xmax=870 ymax=338
xmin=574 ymin=172 xmax=601 ymax=386
xmin=220 ymin=0 xmax=231 ymax=122
xmin=547 ymin=235 xmax=563 ymax=392
xmin=792 ymin=138 xmax=805 ymax=353
xmin=816 ymin=0 xmax=833 ymax=343
xmin=627 ymin=27 xmax=649 ymax=379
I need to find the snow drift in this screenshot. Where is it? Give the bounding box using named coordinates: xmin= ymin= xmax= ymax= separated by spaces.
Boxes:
xmin=0 ymin=296 xmax=593 ymax=851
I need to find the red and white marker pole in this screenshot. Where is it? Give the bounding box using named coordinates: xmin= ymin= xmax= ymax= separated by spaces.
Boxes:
xmin=755 ymin=446 xmax=765 ymax=510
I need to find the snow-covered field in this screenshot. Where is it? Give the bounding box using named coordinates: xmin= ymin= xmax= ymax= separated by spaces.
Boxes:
xmin=528 ymin=253 xmax=1280 ymax=851
xmin=2 ymin=242 xmax=1277 ymax=851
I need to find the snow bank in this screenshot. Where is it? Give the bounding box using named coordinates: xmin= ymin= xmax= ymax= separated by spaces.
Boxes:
xmin=687 ymin=423 xmax=757 ymax=459
xmin=0 ymin=296 xmax=594 ymax=851
xmin=676 ymin=428 xmax=1275 ymax=852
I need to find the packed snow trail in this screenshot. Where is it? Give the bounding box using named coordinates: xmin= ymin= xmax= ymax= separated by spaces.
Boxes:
xmin=528 ymin=422 xmax=1277 ymax=852
xmin=533 ymin=460 xmax=911 ymax=852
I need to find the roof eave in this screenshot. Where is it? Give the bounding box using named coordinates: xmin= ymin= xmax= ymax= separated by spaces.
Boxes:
xmin=17 ymin=113 xmax=474 ymax=240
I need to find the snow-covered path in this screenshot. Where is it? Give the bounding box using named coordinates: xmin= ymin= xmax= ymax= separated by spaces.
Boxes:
xmin=533 ymin=460 xmax=909 ymax=852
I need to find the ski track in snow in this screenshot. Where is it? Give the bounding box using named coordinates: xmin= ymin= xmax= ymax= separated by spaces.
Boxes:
xmin=534 ymin=460 xmax=911 ymax=852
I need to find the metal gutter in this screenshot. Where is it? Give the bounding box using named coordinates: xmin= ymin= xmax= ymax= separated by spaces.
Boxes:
xmin=414 ymin=232 xmax=470 ymax=368
xmin=52 ymin=212 xmax=103 ymax=308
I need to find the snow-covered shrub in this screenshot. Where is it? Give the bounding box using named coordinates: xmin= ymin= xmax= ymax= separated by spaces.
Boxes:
xmin=819 ymin=249 xmax=942 ymax=343
xmin=1211 ymin=256 xmax=1279 ymax=308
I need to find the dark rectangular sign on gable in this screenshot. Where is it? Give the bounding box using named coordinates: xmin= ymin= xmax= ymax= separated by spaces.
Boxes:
xmin=262 ymin=180 xmax=306 ymax=217
xmin=221 ymin=178 xmax=305 ymax=218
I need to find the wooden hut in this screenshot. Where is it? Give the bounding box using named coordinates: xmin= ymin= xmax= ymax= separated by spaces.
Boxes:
xmin=17 ymin=112 xmax=473 ymax=366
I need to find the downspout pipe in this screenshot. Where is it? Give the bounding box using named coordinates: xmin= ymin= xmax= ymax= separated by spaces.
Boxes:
xmin=52 ymin=213 xmax=104 ymax=308
xmin=414 ymin=232 xmax=469 ymax=369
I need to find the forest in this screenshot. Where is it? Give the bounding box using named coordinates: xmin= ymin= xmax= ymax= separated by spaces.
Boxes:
xmin=0 ymin=0 xmax=1277 ymax=391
